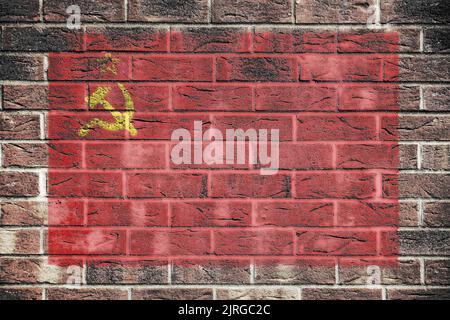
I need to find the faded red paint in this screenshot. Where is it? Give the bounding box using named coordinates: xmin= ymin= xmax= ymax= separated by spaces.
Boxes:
xmin=47 ymin=31 xmax=400 ymax=267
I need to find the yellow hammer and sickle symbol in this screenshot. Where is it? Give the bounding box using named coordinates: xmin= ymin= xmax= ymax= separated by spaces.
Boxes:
xmin=79 ymin=54 xmax=138 ymax=137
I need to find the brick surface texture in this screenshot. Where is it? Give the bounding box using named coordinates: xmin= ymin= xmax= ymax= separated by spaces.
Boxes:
xmin=0 ymin=0 xmax=449 ymax=300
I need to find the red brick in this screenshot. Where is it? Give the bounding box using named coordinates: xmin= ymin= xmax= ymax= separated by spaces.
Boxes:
xmin=48 ymin=171 xmax=122 ymax=198
xmin=296 ymin=115 xmax=377 ymax=141
xmin=214 ymin=230 xmax=294 ymax=255
xmin=216 ymin=56 xmax=297 ymax=82
xmin=296 ymin=230 xmax=377 ymax=255
xmin=85 ymin=142 xmax=166 ymax=169
xmin=173 ymin=85 xmax=252 ymax=111
xmin=130 ymin=229 xmax=211 ymax=255
xmin=49 ymin=83 xmax=87 ymax=110
xmin=48 ymin=53 xmax=130 ymax=80
xmin=337 ymin=201 xmax=399 ymax=227
xmin=171 ymin=201 xmax=251 ymax=227
xmin=255 ymin=84 xmax=337 ymax=111
xmin=48 ymin=142 xmax=82 ymax=169
xmin=336 ymin=143 xmax=399 ymax=169
xmin=210 ymin=173 xmax=291 ymax=198
xmin=132 ymin=55 xmax=213 ymax=81
xmin=338 ymin=30 xmax=401 ymax=53
xmin=298 ymin=54 xmax=383 ymax=81
xmin=295 ymin=172 xmax=376 ymax=199
xmin=87 ymin=200 xmax=168 ymax=226
xmin=48 ymin=199 xmax=84 ymax=226
xmin=271 ymin=143 xmax=333 ymax=170
xmin=47 ymin=229 xmax=126 ymax=255
xmin=254 ymin=201 xmax=334 ymax=227
xmin=126 ymin=173 xmax=207 ymax=198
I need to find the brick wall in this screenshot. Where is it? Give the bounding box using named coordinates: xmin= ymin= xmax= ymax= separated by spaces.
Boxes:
xmin=0 ymin=0 xmax=449 ymax=300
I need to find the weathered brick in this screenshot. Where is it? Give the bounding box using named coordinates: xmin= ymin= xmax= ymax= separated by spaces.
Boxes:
xmin=217 ymin=56 xmax=297 ymax=82
xmin=387 ymin=289 xmax=450 ymax=300
xmin=216 ymin=288 xmax=298 ymax=300
xmin=48 ymin=199 xmax=84 ymax=226
xmin=44 ymin=0 xmax=125 ymax=22
xmin=2 ymin=143 xmax=47 ymax=167
xmin=0 ymin=114 xmax=40 ymax=140
xmin=3 ymin=85 xmax=49 ymax=110
xmin=2 ymin=27 xmax=83 ymax=51
xmin=296 ymin=0 xmax=377 ymax=23
xmin=254 ymin=28 xmax=337 ymax=53
xmin=385 ymin=56 xmax=450 ymax=82
xmin=400 ymin=201 xmax=419 ymax=227
xmin=0 ymin=172 xmax=39 ymax=197
xmin=338 ymin=259 xmax=421 ymax=285
xmin=0 ymin=229 xmax=40 ymax=254
xmin=0 ymin=288 xmax=42 ymax=300
xmin=254 ymin=258 xmax=335 ymax=284
xmin=424 ymin=202 xmax=450 ymax=227
xmin=0 ymin=55 xmax=44 ymax=80
xmin=400 ymin=144 xmax=418 ymax=169
xmin=0 ymin=201 xmax=46 ymax=226
xmin=46 ymin=288 xmax=128 ymax=300
xmin=381 ymin=0 xmax=450 ymax=24
xmin=0 ymin=0 xmax=40 ymax=22
xmin=394 ymin=173 xmax=450 ymax=199
xmin=397 ymin=230 xmax=450 ymax=255
xmin=132 ymin=288 xmax=213 ymax=300
xmin=128 ymin=0 xmax=208 ymax=23
xmin=210 ymin=173 xmax=291 ymax=198
xmin=397 ymin=116 xmax=450 ymax=141
xmin=171 ymin=27 xmax=251 ymax=53
xmin=172 ymin=259 xmax=251 ymax=284
xmin=425 ymin=259 xmax=450 ymax=285
xmin=212 ymin=0 xmax=293 ymax=23
xmin=423 ymin=86 xmax=450 ymax=111
xmin=86 ymin=259 xmax=168 ymax=284
xmin=86 ymin=27 xmax=168 ymax=52
xmin=422 ymin=145 xmax=450 ymax=170
xmin=303 ymin=288 xmax=382 ymax=300
xmin=424 ymin=28 xmax=450 ymax=52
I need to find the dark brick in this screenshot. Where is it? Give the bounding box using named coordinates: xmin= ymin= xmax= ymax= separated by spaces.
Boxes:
xmin=395 ymin=173 xmax=450 ymax=199
xmin=0 ymin=55 xmax=44 ymax=80
xmin=44 ymin=0 xmax=125 ymax=22
xmin=424 ymin=202 xmax=450 ymax=227
xmin=3 ymin=85 xmax=48 ymax=110
xmin=128 ymin=0 xmax=208 ymax=23
xmin=2 ymin=27 xmax=83 ymax=52
xmin=171 ymin=27 xmax=251 ymax=53
xmin=382 ymin=0 xmax=450 ymax=24
xmin=86 ymin=260 xmax=168 ymax=284
xmin=398 ymin=116 xmax=450 ymax=141
xmin=388 ymin=289 xmax=450 ymax=300
xmin=46 ymin=288 xmax=128 ymax=300
xmin=132 ymin=288 xmax=213 ymax=300
xmin=424 ymin=28 xmax=450 ymax=52
xmin=2 ymin=143 xmax=47 ymax=168
xmin=400 ymin=144 xmax=418 ymax=169
xmin=172 ymin=259 xmax=251 ymax=284
xmin=212 ymin=0 xmax=292 ymax=23
xmin=385 ymin=56 xmax=450 ymax=82
xmin=0 ymin=288 xmax=41 ymax=300
xmin=302 ymin=288 xmax=382 ymax=300
xmin=0 ymin=114 xmax=40 ymax=140
xmin=423 ymin=86 xmax=450 ymax=111
xmin=399 ymin=230 xmax=450 ymax=255
xmin=425 ymin=260 xmax=450 ymax=285
xmin=422 ymin=145 xmax=450 ymax=170
xmin=339 ymin=259 xmax=421 ymax=285
xmin=0 ymin=0 xmax=40 ymax=22
xmin=216 ymin=288 xmax=297 ymax=300
xmin=400 ymin=201 xmax=419 ymax=227
xmin=0 ymin=172 xmax=40 ymax=197
xmin=0 ymin=201 xmax=46 ymax=226
xmin=296 ymin=0 xmax=376 ymax=23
